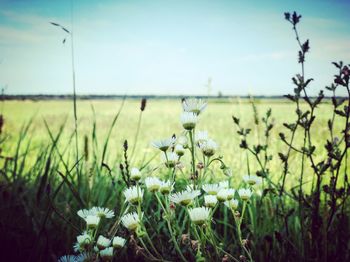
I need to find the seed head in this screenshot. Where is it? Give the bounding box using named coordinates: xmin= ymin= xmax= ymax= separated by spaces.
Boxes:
xmin=140 ymin=98 xmax=147 ymax=111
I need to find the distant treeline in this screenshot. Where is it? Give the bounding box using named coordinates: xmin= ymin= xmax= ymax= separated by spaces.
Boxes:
xmin=0 ymin=94 xmax=342 ymax=101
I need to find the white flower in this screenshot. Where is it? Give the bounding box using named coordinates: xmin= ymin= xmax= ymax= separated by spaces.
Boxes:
xmin=162 ymin=152 xmax=178 ymax=168
xmin=85 ymin=215 xmax=100 ymax=228
xmin=151 ymin=137 xmax=176 ymax=151
xmin=77 ymin=232 xmax=92 ymax=249
xmin=195 ymin=131 xmax=208 ymax=143
xmin=202 ymin=183 xmax=221 ymax=195
xmin=73 ymin=242 xmax=81 ymax=252
xmin=91 ymin=207 xmax=115 ymax=219
xmin=78 ymin=207 xmax=114 ymax=219
xmin=124 ymin=186 xmax=143 ymax=204
xmin=180 ymin=112 xmax=198 ymax=130
xmin=218 ymin=181 xmax=229 ymax=189
xmin=121 ymin=212 xmax=141 ymax=231
xmin=160 ymin=180 xmax=174 ymax=194
xmin=182 ymin=98 xmax=207 ymax=115
xmin=175 ymin=144 xmax=185 ymax=156
xmin=77 ymin=209 xmax=95 ymax=219
xmin=243 ymin=175 xmax=262 ymax=186
xmin=238 ymin=188 xmax=252 ymax=201
xmin=199 ymin=139 xmax=218 ymax=157
xmin=97 ymin=235 xmax=111 ymax=250
xmin=188 ymin=207 xmax=211 ymax=225
xmin=224 ymin=199 xmax=239 ymax=210
xmin=58 ymin=255 xmax=77 ymax=262
xmin=75 ymin=253 xmax=90 ymax=262
xmin=204 ymin=195 xmax=218 ymax=208
xmin=112 ymin=236 xmax=126 ymax=248
xmin=169 ymin=189 xmax=201 ymax=206
xmin=130 ymin=167 xmax=142 ymax=181
xmin=217 ymin=188 xmax=235 ymax=202
xmin=145 ymin=177 xmax=162 ymax=192
xmin=99 ymin=247 xmax=113 ymax=260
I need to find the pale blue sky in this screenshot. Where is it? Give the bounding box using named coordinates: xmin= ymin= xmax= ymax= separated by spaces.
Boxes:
xmin=0 ymin=0 xmax=349 ymax=96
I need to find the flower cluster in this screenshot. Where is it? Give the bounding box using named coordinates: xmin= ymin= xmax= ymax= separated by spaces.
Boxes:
xmin=59 ymin=207 xmax=126 ymax=262
xmin=60 ymin=98 xmax=263 ymax=262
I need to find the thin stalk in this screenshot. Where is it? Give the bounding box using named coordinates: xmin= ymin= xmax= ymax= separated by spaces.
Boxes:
xmin=70 ymin=0 xmax=80 ymax=184
xmin=188 ymin=130 xmax=196 ymax=189
xmin=130 ymin=110 xmax=143 ymax=162
xmin=155 ymin=193 xmax=187 ymax=262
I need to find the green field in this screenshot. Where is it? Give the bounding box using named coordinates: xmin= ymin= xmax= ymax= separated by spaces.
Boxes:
xmin=2 ymin=98 xmax=339 ymax=187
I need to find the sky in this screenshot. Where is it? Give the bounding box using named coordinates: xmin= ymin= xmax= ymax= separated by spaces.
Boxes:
xmin=0 ymin=0 xmax=349 ymax=96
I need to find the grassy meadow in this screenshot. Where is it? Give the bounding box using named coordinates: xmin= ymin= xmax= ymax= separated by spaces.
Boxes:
xmin=1 ymin=96 xmax=349 ymax=262
xmin=2 ymin=98 xmax=338 ymax=188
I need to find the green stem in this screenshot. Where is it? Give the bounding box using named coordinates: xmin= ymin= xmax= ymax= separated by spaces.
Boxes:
xmin=155 ymin=193 xmax=188 ymax=262
xmin=188 ymin=130 xmax=196 ymax=189
xmin=139 ymin=237 xmax=158 ymax=261
xmin=233 ymin=202 xmax=253 ymax=262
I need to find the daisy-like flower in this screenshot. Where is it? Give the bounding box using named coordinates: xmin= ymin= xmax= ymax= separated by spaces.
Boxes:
xmin=243 ymin=174 xmax=262 ymax=186
xmin=195 ymin=131 xmax=208 ymax=143
xmin=75 ymin=253 xmax=90 ymax=262
xmin=202 ymin=183 xmax=221 ymax=195
xmin=91 ymin=207 xmax=115 ymax=219
xmin=159 ymin=180 xmax=174 ymax=194
xmin=224 ymin=199 xmax=239 ymax=210
xmin=162 ymin=152 xmax=178 ymax=168
xmin=188 ymin=207 xmax=211 ymax=225
xmin=97 ymin=235 xmax=111 ymax=250
xmin=199 ymin=139 xmax=218 ymax=157
xmin=217 ymin=188 xmax=235 ymax=202
xmin=85 ymin=215 xmax=100 ymax=229
xmin=175 ymin=144 xmax=185 ymax=156
xmin=204 ymin=195 xmax=218 ymax=208
xmin=58 ymin=255 xmax=77 ymax=262
xmin=130 ymin=167 xmax=142 ymax=181
xmin=180 ymin=112 xmax=198 ymax=130
xmin=112 ymin=236 xmax=126 ymax=248
xmin=73 ymin=242 xmax=81 ymax=253
xmin=99 ymin=247 xmax=114 ymax=261
xmin=218 ymin=180 xmax=229 ymax=189
xmin=169 ymin=189 xmax=201 ymax=206
xmin=76 ymin=232 xmax=92 ymax=249
xmin=182 ymin=98 xmax=207 ymax=115
xmin=77 ymin=209 xmax=95 ymax=219
xmin=145 ymin=177 xmax=162 ymax=192
xmin=121 ymin=212 xmax=141 ymax=231
xmin=124 ymin=186 xmax=143 ymax=204
xmin=151 ymin=137 xmax=176 ymax=151
xmin=238 ymin=188 xmax=252 ymax=201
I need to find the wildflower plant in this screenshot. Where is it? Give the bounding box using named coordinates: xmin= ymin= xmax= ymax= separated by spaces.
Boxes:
xmin=60 ymin=98 xmax=261 ymax=261
xmin=63 ymin=206 xmax=125 ymax=261
xmin=120 ymin=97 xmax=260 ymax=262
